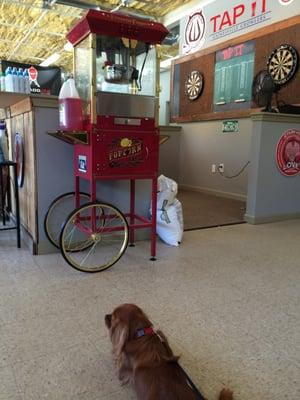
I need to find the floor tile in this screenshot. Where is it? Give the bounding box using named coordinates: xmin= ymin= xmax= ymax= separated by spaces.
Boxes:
xmin=0 ymin=365 xmax=20 ymax=400
xmin=0 ymin=219 xmax=299 ymax=400
xmin=12 ymin=341 xmax=118 ymax=400
xmin=1 ymin=313 xmax=86 ymax=364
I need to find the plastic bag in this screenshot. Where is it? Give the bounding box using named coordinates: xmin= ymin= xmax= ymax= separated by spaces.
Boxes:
xmin=156 ymin=199 xmax=183 ymax=246
xmin=157 ymin=174 xmax=178 ymax=210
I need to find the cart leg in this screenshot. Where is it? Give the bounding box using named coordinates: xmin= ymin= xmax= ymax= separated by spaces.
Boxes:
xmin=75 ymin=175 xmax=80 ymax=207
xmin=91 ymin=179 xmax=97 ymax=202
xmin=150 ymin=176 xmax=157 ymax=261
xmin=129 ymin=179 xmax=135 ymax=246
xmin=91 ymin=179 xmax=97 ymax=232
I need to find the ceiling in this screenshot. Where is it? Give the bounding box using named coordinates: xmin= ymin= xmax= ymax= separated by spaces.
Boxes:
xmin=0 ymin=0 xmax=185 ymax=71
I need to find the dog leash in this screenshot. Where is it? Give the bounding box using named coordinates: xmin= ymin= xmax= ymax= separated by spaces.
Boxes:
xmin=135 ymin=327 xmax=206 ymax=400
xmin=177 ymin=363 xmax=207 ymax=400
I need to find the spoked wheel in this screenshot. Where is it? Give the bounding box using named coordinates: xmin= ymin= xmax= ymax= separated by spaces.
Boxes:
xmin=59 ymin=202 xmax=129 ymax=273
xmin=44 ymin=192 xmax=90 ymax=249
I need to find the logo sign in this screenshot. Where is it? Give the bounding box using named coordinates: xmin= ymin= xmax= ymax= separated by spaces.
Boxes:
xmin=28 ymin=66 xmax=41 ymax=93
xmin=183 ymin=11 xmax=206 ymax=54
xmin=276 ymin=129 xmax=300 ymax=176
xmin=108 ymin=137 xmax=145 ymax=168
xmin=278 ymin=0 xmax=294 ymax=5
xmin=180 ymin=0 xmax=298 ymax=55
xmin=28 ymin=66 xmax=38 ymax=83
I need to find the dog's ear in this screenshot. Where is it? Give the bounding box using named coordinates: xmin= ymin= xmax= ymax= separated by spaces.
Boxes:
xmin=112 ymin=322 xmax=129 ymax=357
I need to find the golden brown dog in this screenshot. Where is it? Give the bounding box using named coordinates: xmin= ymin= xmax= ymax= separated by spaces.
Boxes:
xmin=105 ymin=303 xmax=233 ymax=400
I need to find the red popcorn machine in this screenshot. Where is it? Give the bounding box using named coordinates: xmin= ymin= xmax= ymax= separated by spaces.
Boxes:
xmin=45 ymin=10 xmax=169 ymax=272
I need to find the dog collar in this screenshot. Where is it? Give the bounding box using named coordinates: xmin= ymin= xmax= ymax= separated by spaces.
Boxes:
xmin=135 ymin=326 xmax=155 ymax=339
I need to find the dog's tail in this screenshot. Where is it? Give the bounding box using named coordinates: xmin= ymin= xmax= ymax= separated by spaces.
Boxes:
xmin=219 ymin=388 xmax=233 ymax=400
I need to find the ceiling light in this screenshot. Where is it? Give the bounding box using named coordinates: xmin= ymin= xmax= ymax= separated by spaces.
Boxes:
xmin=39 ymin=53 xmax=61 ymax=66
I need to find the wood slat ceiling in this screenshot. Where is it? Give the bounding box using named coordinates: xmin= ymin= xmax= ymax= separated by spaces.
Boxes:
xmin=0 ymin=0 xmax=185 ymax=71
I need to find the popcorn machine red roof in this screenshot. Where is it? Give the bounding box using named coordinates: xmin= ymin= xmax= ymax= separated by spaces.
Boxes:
xmin=45 ymin=10 xmax=169 ymax=273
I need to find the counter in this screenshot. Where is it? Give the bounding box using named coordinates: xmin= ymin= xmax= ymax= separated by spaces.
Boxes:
xmin=245 ymin=112 xmax=300 ymax=224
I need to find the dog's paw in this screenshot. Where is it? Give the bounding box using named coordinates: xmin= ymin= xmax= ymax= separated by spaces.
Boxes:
xmin=219 ymin=388 xmax=233 ymax=400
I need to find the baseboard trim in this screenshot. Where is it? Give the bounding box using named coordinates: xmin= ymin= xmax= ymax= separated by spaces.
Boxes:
xmin=36 ymin=240 xmax=60 ymax=255
xmin=184 ymin=221 xmax=246 ymax=231
xmin=178 ymin=184 xmax=247 ymax=202
xmin=244 ymin=212 xmax=300 ymax=224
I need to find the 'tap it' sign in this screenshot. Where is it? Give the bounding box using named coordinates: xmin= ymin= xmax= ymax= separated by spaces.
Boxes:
xmin=181 ymin=0 xmax=298 ymax=55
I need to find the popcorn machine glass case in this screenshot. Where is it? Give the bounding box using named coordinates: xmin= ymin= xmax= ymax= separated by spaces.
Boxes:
xmin=44 ymin=10 xmax=169 ymax=273
xmin=69 ymin=10 xmax=166 ymax=126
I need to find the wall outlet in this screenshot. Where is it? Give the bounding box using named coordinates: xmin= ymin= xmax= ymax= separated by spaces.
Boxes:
xmin=211 ymin=164 xmax=216 ymax=173
xmin=218 ymin=163 xmax=224 ymax=173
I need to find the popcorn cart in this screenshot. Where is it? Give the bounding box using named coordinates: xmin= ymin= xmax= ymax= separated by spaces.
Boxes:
xmin=44 ymin=10 xmax=169 ymax=272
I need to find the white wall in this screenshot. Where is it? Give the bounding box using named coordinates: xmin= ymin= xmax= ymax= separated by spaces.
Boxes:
xmin=178 ymin=119 xmax=252 ymax=199
xmin=159 ymin=69 xmax=171 ymax=125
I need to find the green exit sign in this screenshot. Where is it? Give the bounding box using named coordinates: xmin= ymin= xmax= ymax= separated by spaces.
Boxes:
xmin=222 ymin=120 xmax=239 ymax=133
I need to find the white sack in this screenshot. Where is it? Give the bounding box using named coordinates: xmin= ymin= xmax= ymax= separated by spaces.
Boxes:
xmin=156 ymin=199 xmax=183 ymax=246
xmin=157 ymin=174 xmax=178 ymax=210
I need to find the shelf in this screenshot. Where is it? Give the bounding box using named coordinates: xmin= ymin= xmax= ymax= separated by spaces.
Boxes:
xmin=0 ymin=92 xmax=59 ymax=111
xmin=47 ymin=130 xmax=89 ymax=145
xmin=0 ymin=91 xmax=28 ymax=109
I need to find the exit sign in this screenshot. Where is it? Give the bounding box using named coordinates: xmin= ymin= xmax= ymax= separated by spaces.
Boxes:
xmin=222 ymin=120 xmax=239 ymax=133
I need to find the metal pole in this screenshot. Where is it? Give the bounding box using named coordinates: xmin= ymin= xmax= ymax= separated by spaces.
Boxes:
xmin=13 ymin=163 xmax=21 ymax=248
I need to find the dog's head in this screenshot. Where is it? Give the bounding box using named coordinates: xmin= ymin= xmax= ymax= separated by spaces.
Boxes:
xmin=105 ymin=303 xmax=151 ymax=357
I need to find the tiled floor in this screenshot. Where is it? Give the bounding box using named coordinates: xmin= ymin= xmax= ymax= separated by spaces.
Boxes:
xmin=0 ymin=219 xmax=299 ymax=400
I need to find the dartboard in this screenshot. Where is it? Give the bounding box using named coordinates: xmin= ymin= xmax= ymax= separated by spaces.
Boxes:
xmin=185 ymin=71 xmax=204 ymax=100
xmin=267 ymin=44 xmax=298 ymax=86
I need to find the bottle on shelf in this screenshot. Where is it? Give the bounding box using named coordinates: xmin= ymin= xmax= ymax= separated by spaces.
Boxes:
xmin=0 ymin=73 xmax=5 ymax=92
xmin=12 ymin=67 xmax=18 ymax=92
xmin=58 ymin=76 xmax=83 ymax=131
xmin=5 ymin=67 xmax=13 ymax=92
xmin=18 ymin=67 xmax=24 ymax=93
xmin=23 ymin=69 xmax=31 ymax=94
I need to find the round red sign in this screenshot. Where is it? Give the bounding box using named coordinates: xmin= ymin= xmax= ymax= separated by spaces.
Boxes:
xmin=276 ymin=129 xmax=300 ymax=176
